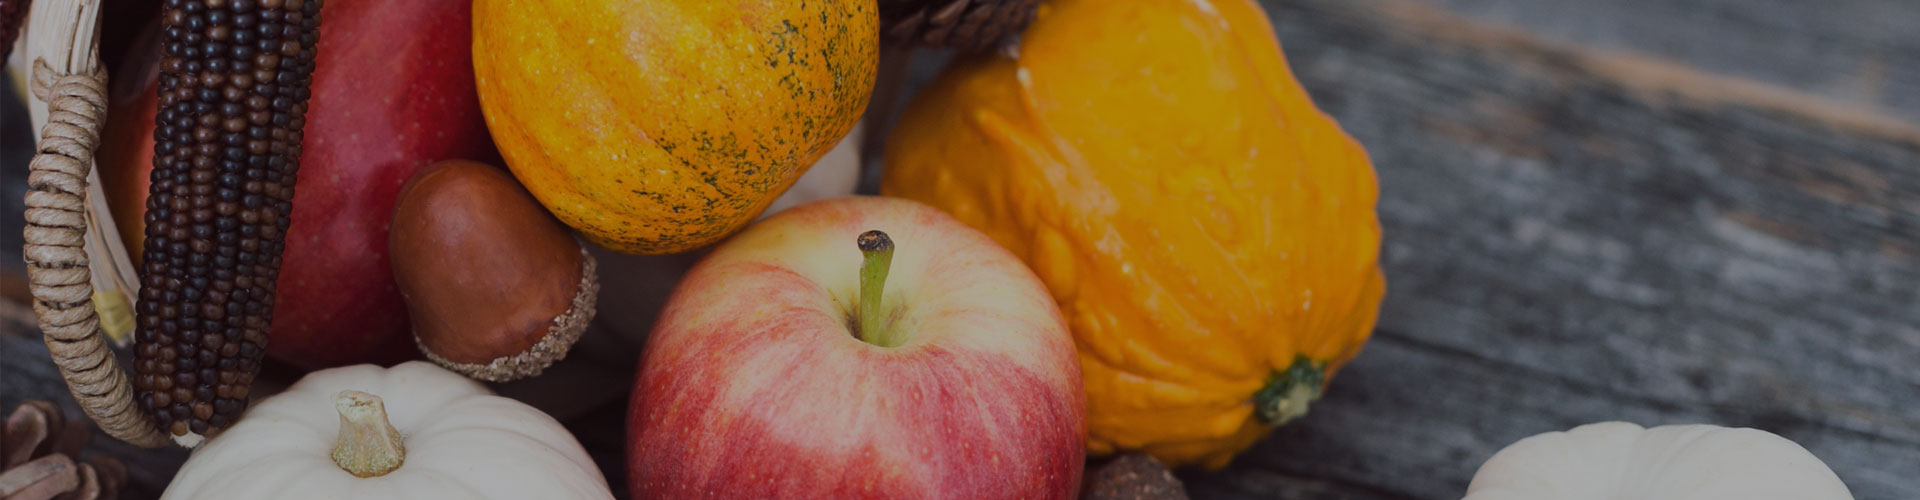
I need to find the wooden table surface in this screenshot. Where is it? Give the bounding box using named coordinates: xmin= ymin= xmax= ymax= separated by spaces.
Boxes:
xmin=4 ymin=0 xmax=1918 ymax=498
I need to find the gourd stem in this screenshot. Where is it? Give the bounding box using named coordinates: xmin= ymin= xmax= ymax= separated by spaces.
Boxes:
xmin=1254 ymin=356 xmax=1326 ymax=426
xmin=856 ymin=230 xmax=896 ymax=347
xmin=331 ymin=391 xmax=406 ymax=478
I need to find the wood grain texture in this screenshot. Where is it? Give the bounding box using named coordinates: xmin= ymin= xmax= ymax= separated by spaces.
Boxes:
xmin=1409 ymin=0 xmax=1920 ymax=124
xmin=1179 ymin=0 xmax=1920 ymax=498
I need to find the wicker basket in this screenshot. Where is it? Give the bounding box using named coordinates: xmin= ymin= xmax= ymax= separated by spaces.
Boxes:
xmin=17 ymin=0 xmax=170 ymax=448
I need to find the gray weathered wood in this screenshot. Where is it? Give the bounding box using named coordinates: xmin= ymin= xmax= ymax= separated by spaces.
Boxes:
xmin=1407 ymin=0 xmax=1920 ymax=124
xmin=1179 ymin=0 xmax=1920 ymax=498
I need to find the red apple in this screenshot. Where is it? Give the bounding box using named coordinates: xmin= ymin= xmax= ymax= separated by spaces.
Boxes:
xmin=628 ymin=197 xmax=1085 ymax=498
xmin=97 ymin=0 xmax=498 ymax=370
xmin=98 ymin=33 xmax=159 ymax=256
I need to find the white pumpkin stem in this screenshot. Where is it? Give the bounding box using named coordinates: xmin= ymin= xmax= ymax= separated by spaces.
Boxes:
xmin=331 ymin=391 xmax=406 ymax=478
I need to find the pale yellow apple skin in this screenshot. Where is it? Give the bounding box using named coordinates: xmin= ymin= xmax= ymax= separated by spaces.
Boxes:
xmin=629 ymin=196 xmax=1086 ymax=498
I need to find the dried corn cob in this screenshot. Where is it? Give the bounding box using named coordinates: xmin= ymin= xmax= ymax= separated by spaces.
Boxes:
xmin=131 ymin=0 xmax=322 ymax=445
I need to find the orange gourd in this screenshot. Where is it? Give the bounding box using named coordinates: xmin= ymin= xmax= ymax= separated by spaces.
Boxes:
xmin=473 ymin=0 xmax=877 ymax=254
xmin=881 ymin=0 xmax=1385 ymax=468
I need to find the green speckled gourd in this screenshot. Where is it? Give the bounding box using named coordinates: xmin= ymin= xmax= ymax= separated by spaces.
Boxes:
xmin=473 ymin=0 xmax=878 ymax=254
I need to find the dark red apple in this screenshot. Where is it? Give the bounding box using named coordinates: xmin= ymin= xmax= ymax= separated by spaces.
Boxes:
xmin=98 ymin=26 xmax=159 ymax=255
xmin=628 ymin=197 xmax=1086 ymax=498
xmin=98 ymin=0 xmax=499 ymax=370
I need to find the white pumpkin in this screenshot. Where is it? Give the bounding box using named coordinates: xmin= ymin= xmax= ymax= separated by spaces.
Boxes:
xmin=162 ymin=361 xmax=614 ymax=500
xmin=1464 ymin=421 xmax=1853 ymax=500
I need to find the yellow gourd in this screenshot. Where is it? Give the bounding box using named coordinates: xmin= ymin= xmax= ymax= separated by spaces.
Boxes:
xmin=881 ymin=0 xmax=1385 ymax=468
xmin=473 ymin=0 xmax=877 ymax=254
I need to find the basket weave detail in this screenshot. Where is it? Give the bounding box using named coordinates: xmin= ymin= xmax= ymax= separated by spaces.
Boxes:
xmin=23 ymin=59 xmax=169 ymax=449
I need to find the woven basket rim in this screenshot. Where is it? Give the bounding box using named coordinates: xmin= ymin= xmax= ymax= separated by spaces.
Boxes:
xmin=18 ymin=0 xmax=170 ymax=449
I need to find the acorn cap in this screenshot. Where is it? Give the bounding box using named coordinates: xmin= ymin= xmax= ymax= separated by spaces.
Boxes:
xmin=417 ymin=247 xmax=599 ymax=383
xmin=1083 ymin=454 xmax=1188 ymax=500
xmin=392 ymin=160 xmax=600 ymax=384
xmin=881 ymin=0 xmax=1040 ymax=51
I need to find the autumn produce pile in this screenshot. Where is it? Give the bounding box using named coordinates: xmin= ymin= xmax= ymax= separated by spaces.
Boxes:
xmin=4 ymin=0 xmax=1856 ymax=498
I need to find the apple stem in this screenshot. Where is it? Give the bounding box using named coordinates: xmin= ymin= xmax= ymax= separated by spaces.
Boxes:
xmin=857 ymin=230 xmax=896 ymax=347
xmin=331 ymin=390 xmax=406 ymax=478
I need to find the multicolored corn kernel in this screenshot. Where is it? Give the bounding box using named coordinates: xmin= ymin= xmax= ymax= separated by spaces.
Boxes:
xmin=132 ymin=0 xmax=322 ymax=441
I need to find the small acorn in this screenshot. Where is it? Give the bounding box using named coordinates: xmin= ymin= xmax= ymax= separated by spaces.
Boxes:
xmin=389 ymin=160 xmax=598 ymax=382
xmin=1083 ymin=454 xmax=1188 ymax=500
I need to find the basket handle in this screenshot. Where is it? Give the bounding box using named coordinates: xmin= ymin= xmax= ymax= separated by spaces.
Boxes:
xmin=20 ymin=0 xmax=169 ymax=449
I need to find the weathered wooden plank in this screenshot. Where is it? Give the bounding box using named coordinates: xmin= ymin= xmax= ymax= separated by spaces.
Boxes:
xmin=1173 ymin=0 xmax=1920 ymax=498
xmin=1404 ymin=0 xmax=1920 ymax=124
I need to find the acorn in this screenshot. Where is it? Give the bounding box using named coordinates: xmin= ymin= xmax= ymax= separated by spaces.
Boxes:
xmin=880 ymin=0 xmax=1039 ymax=51
xmin=388 ymin=160 xmax=597 ymax=382
xmin=1082 ymin=454 xmax=1188 ymax=500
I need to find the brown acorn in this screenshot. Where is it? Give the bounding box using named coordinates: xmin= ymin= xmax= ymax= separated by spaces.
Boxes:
xmin=1082 ymin=454 xmax=1188 ymax=500
xmin=388 ymin=160 xmax=597 ymax=382
xmin=881 ymin=0 xmax=1039 ymax=51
